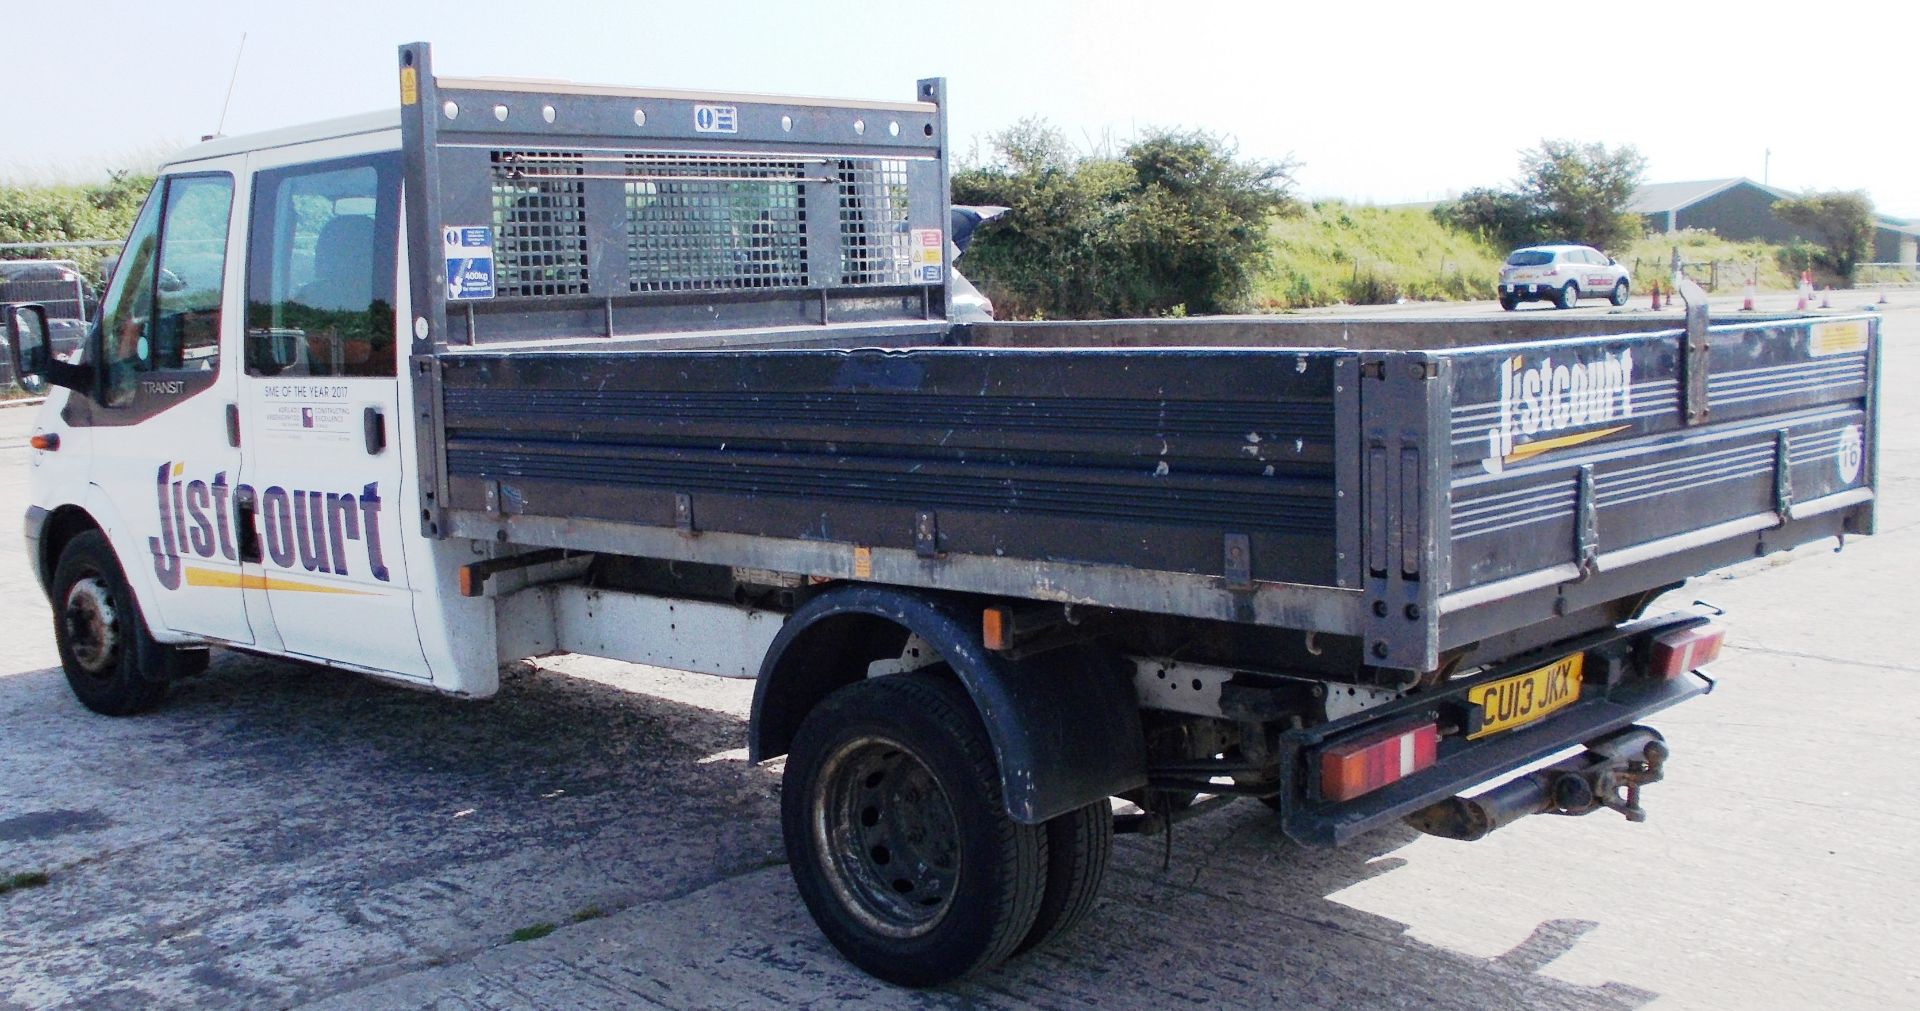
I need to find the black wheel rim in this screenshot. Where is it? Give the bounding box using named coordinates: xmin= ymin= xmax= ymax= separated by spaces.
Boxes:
xmin=62 ymin=575 xmax=121 ymax=676
xmin=812 ymin=734 xmax=960 ymax=939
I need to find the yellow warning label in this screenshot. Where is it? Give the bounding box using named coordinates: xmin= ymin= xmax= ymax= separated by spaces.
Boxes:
xmin=1809 ymin=319 xmax=1869 ymax=358
xmin=852 ymin=545 xmax=873 ymax=579
xmin=399 ymin=67 xmax=419 ymax=106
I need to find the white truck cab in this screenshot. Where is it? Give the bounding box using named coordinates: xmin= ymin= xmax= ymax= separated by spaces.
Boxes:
xmin=21 ymin=111 xmax=500 ymax=701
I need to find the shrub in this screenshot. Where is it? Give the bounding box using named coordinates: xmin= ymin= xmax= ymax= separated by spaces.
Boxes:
xmin=953 ymin=122 xmax=1293 ymax=319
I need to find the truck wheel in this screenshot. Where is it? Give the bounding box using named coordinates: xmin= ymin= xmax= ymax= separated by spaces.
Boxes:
xmin=1556 ymin=283 xmax=1580 ymax=309
xmin=781 ymin=671 xmax=1047 ymax=986
xmin=1016 ymin=799 xmax=1113 ymax=954
xmin=1609 ymin=279 xmax=1630 ymax=306
xmin=50 ymin=530 xmax=169 ymax=716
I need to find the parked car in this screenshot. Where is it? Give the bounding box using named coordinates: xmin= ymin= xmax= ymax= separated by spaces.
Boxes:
xmin=1497 ymin=244 xmax=1630 ymax=310
xmin=1 ymin=259 xmax=93 ymax=389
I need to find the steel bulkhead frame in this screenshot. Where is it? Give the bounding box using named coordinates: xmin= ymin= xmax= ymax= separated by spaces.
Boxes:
xmin=399 ymin=42 xmax=452 ymax=539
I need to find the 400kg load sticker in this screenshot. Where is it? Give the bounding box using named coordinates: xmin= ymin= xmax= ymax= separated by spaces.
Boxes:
xmin=444 ymin=226 xmax=495 ymax=301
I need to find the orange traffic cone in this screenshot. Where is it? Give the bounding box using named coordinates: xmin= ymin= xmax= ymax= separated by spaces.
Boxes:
xmin=1742 ymin=279 xmax=1756 ymax=311
xmin=1819 ymin=286 xmax=1831 ymax=309
xmin=1881 ymin=290 xmax=1891 ymax=305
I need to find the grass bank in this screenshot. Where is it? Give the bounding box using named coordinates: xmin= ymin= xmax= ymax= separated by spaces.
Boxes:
xmin=1614 ymin=230 xmax=1801 ymax=292
xmin=1253 ymin=203 xmax=1506 ymax=309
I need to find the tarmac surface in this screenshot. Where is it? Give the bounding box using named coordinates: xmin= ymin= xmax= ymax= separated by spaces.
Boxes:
xmin=1 ymin=293 xmax=1915 ymax=1009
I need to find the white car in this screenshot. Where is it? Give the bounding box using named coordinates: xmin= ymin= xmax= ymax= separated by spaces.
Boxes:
xmin=1497 ymin=244 xmax=1630 ymax=310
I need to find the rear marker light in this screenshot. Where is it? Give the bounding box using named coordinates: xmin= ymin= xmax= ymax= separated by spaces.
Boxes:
xmin=1651 ymin=624 xmax=1725 ymax=679
xmin=1320 ymin=723 xmax=1439 ymax=803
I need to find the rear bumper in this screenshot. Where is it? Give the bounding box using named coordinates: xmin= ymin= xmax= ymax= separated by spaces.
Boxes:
xmin=1498 ymin=282 xmax=1559 ymax=299
xmin=1274 ymin=614 xmax=1711 ymax=846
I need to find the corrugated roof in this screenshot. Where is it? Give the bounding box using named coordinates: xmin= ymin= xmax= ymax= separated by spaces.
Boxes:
xmin=1625 ymin=178 xmax=1797 ymax=214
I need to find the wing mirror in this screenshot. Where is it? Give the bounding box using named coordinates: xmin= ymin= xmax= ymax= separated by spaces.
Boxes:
xmin=7 ymin=303 xmax=91 ymax=394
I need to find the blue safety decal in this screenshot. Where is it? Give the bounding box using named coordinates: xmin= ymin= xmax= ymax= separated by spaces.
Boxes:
xmin=444 ymin=226 xmax=495 ymax=301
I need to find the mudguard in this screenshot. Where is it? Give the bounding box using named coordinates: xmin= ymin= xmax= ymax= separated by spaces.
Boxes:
xmin=749 ymin=585 xmax=1146 ymax=825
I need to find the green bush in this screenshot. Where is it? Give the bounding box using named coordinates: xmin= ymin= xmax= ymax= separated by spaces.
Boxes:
xmin=952 ymin=122 xmax=1293 ymax=319
xmin=0 ymin=171 xmax=153 ymax=287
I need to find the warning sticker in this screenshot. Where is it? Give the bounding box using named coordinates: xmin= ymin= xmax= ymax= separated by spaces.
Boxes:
xmin=1809 ymin=319 xmax=1869 ymax=358
xmin=444 ymin=226 xmax=495 ymax=301
xmin=909 ymin=228 xmax=944 ymax=284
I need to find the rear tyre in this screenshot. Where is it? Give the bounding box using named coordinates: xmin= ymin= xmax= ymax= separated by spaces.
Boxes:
xmin=1015 ymin=799 xmax=1114 ymax=955
xmin=50 ymin=530 xmax=170 ymax=716
xmin=782 ymin=671 xmax=1047 ymax=987
xmin=1498 ymin=294 xmax=1519 ymax=311
xmin=1555 ymin=282 xmax=1580 ymax=310
xmin=1609 ymin=279 xmax=1630 ymax=306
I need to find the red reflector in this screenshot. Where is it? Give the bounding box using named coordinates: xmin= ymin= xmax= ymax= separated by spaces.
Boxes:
xmin=1320 ymin=723 xmax=1439 ymax=803
xmin=1651 ymin=623 xmax=1726 ymax=679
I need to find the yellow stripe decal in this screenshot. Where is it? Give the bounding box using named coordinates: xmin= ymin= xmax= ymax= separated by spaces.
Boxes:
xmin=184 ymin=566 xmax=381 ymax=596
xmin=1502 ymin=425 xmax=1629 ymax=465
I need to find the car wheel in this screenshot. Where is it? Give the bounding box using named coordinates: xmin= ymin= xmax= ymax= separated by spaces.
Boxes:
xmin=1499 ymin=294 xmax=1519 ymax=311
xmin=50 ymin=530 xmax=171 ymax=715
xmin=782 ymin=671 xmax=1047 ymax=987
xmin=1016 ymin=799 xmax=1114 ymax=954
xmin=1556 ymin=282 xmax=1580 ymax=310
xmin=1609 ymin=279 xmax=1630 ymax=306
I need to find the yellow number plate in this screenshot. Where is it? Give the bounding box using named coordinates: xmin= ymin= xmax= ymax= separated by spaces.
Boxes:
xmin=1468 ymin=654 xmax=1584 ymax=740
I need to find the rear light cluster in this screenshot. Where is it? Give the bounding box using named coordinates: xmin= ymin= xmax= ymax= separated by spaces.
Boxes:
xmin=1650 ymin=623 xmax=1726 ymax=679
xmin=1320 ymin=723 xmax=1438 ymax=803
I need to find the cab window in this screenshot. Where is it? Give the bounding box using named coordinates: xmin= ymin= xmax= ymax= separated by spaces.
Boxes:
xmin=97 ymin=174 xmax=235 ymax=406
xmin=245 ymin=152 xmax=400 ymax=378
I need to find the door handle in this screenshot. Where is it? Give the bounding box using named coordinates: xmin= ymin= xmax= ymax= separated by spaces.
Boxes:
xmin=363 ymin=407 xmax=386 ymax=456
xmin=233 ymin=485 xmax=261 ymax=563
xmin=225 ymin=403 xmax=240 ymax=447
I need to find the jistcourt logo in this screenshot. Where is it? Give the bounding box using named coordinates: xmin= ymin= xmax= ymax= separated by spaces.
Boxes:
xmin=1483 ymin=349 xmax=1636 ymax=475
xmin=149 ymin=461 xmax=391 ymax=594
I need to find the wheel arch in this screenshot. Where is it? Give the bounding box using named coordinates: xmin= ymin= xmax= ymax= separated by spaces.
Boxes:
xmin=36 ymin=504 xmax=104 ymax=599
xmin=749 ymin=585 xmax=1147 ymax=825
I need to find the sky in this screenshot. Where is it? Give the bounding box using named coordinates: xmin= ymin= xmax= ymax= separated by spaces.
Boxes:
xmin=4 ymin=0 xmax=1916 ymax=216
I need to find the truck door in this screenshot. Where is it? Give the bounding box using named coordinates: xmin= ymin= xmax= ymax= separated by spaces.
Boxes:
xmin=234 ymin=148 xmax=428 ymax=678
xmin=77 ymin=170 xmax=256 ymax=647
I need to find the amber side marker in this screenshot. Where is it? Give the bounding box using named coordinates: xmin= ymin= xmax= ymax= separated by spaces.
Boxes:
xmin=981 ymin=606 xmax=1010 ymax=651
xmin=28 ymin=433 xmax=59 ymax=451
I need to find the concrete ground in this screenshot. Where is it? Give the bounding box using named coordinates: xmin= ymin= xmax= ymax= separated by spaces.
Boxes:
xmin=1 ymin=297 xmax=1914 ymax=1010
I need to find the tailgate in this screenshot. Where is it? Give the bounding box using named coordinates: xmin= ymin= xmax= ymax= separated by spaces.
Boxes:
xmin=1436 ymin=314 xmax=1877 ymax=641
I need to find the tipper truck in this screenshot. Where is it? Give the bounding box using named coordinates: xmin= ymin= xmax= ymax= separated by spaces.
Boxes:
xmin=5 ymin=44 xmax=1880 ymax=986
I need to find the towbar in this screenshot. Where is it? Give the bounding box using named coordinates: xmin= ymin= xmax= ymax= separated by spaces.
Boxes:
xmin=1402 ymin=726 xmax=1669 ymax=841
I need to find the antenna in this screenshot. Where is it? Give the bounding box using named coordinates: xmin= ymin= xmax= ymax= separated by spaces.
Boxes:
xmin=213 ymin=33 xmax=249 ymax=138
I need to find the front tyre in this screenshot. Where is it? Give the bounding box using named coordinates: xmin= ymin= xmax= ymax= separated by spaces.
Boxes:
xmin=1609 ymin=279 xmax=1630 ymax=306
xmin=782 ymin=671 xmax=1047 ymax=987
xmin=1555 ymin=282 xmax=1580 ymax=309
xmin=50 ymin=530 xmax=170 ymax=715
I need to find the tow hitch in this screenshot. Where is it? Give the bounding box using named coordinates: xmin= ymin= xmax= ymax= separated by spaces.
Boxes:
xmin=1403 ymin=726 xmax=1669 ymax=841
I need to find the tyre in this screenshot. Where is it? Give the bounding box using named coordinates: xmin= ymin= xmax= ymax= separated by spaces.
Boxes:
xmin=50 ymin=530 xmax=170 ymax=715
xmin=1609 ymin=279 xmax=1630 ymax=306
xmin=782 ymin=671 xmax=1047 ymax=987
xmin=1016 ymin=799 xmax=1113 ymax=955
xmin=1555 ymin=282 xmax=1580 ymax=310
xmin=1498 ymin=294 xmax=1519 ymax=311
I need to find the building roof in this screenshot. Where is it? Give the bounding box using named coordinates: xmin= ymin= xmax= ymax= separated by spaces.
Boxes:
xmin=1625 ymin=178 xmax=1796 ymax=214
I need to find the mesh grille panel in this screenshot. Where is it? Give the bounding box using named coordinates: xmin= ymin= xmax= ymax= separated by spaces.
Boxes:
xmin=624 ymin=156 xmax=809 ymax=292
xmin=490 ymin=151 xmax=590 ymax=297
xmin=836 ymin=158 xmax=911 ymax=286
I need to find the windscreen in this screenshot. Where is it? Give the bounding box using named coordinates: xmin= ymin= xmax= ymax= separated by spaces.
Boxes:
xmin=1505 ymin=250 xmax=1555 ymax=266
